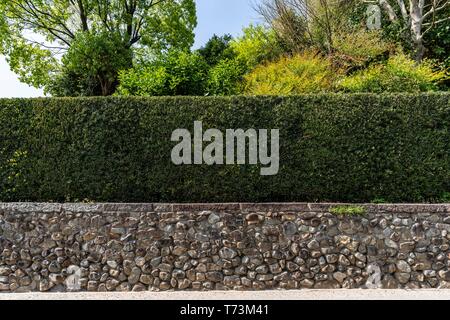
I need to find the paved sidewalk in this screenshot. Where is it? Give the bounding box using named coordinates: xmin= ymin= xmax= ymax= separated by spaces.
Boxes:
xmin=1 ymin=289 xmax=450 ymax=300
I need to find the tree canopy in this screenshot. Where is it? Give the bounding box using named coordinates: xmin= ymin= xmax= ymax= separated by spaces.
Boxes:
xmin=0 ymin=0 xmax=197 ymax=95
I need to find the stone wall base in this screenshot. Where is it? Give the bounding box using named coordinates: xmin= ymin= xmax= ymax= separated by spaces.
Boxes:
xmin=1 ymin=203 xmax=450 ymax=292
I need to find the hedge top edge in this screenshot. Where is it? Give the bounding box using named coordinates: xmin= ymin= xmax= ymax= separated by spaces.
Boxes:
xmin=0 ymin=92 xmax=449 ymax=102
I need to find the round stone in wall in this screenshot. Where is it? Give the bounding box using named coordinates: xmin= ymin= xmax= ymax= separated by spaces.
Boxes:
xmin=283 ymin=222 xmax=297 ymax=236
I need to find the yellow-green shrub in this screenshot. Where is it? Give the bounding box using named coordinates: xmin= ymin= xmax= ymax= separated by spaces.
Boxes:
xmin=244 ymin=52 xmax=338 ymax=95
xmin=230 ymin=25 xmax=283 ymax=70
xmin=339 ymin=53 xmax=447 ymax=93
xmin=332 ymin=30 xmax=391 ymax=68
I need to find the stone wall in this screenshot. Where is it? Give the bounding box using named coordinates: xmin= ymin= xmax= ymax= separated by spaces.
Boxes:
xmin=1 ymin=202 xmax=450 ymax=292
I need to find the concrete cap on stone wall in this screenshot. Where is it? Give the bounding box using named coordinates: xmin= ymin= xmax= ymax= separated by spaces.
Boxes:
xmin=1 ymin=202 xmax=450 ymax=214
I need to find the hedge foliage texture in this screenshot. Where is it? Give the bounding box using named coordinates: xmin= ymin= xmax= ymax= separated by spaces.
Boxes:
xmin=1 ymin=93 xmax=449 ymax=203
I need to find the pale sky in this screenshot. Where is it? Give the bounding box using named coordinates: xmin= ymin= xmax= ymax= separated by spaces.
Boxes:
xmin=0 ymin=0 xmax=261 ymax=98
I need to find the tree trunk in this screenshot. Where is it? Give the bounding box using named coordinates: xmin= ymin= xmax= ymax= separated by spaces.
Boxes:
xmin=98 ymin=76 xmax=112 ymax=96
xmin=412 ymin=36 xmax=425 ymax=63
xmin=410 ymin=3 xmax=425 ymax=63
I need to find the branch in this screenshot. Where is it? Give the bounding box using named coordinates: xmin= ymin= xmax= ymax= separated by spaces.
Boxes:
xmin=127 ymin=0 xmax=166 ymax=47
xmin=76 ymin=0 xmax=89 ymax=31
xmin=422 ymin=0 xmax=450 ymax=21
xmin=24 ymin=0 xmax=75 ymax=38
xmin=8 ymin=0 xmax=74 ymax=44
xmin=379 ymin=0 xmax=399 ymax=21
xmin=423 ymin=15 xmax=450 ymax=26
xmin=396 ymin=0 xmax=409 ymax=22
xmin=7 ymin=11 xmax=72 ymax=46
xmin=96 ymin=0 xmax=111 ymax=31
xmin=23 ymin=38 xmax=67 ymax=51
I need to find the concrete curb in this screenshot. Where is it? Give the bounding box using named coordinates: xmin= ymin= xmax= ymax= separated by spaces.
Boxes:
xmin=1 ymin=289 xmax=450 ymax=300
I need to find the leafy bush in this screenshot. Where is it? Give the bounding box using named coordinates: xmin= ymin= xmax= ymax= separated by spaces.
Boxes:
xmin=339 ymin=53 xmax=447 ymax=93
xmin=244 ymin=52 xmax=338 ymax=95
xmin=332 ymin=30 xmax=391 ymax=68
xmin=206 ymin=58 xmax=247 ymax=95
xmin=117 ymin=26 xmax=283 ymax=97
xmin=1 ymin=93 xmax=450 ymax=203
xmin=195 ymin=34 xmax=247 ymax=96
xmin=116 ymin=50 xmax=209 ymax=96
xmin=230 ymin=25 xmax=283 ymax=70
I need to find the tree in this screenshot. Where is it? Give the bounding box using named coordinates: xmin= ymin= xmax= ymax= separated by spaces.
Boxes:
xmin=365 ymin=0 xmax=450 ymax=62
xmin=0 ymin=0 xmax=197 ymax=95
xmin=256 ymin=0 xmax=359 ymax=54
xmin=197 ymin=34 xmax=235 ymax=66
xmin=49 ymin=32 xmax=133 ymax=96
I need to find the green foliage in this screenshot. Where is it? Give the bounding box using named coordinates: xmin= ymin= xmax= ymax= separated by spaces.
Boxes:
xmin=196 ymin=34 xmax=247 ymax=96
xmin=120 ymin=28 xmax=280 ymax=97
xmin=116 ymin=50 xmax=209 ymax=96
xmin=339 ymin=53 xmax=447 ymax=93
xmin=330 ymin=205 xmax=366 ymax=216
xmin=1 ymin=37 xmax=59 ymax=89
xmin=426 ymin=16 xmax=450 ymax=68
xmin=141 ymin=0 xmax=197 ymax=54
xmin=116 ymin=65 xmax=169 ymax=96
xmin=425 ymin=12 xmax=450 ymax=88
xmin=197 ymin=34 xmax=235 ymax=66
xmin=1 ymin=93 xmax=450 ymax=203
xmin=197 ymin=27 xmax=284 ymax=96
xmin=244 ymin=52 xmax=337 ymax=95
xmin=49 ymin=32 xmax=133 ymax=96
xmin=206 ymin=58 xmax=247 ymax=96
xmin=269 ymin=6 xmax=312 ymax=53
xmin=230 ymin=25 xmax=284 ymax=70
xmin=440 ymin=192 xmax=450 ymax=202
xmin=332 ymin=30 xmax=391 ymax=69
xmin=258 ymin=0 xmax=361 ymax=55
xmin=371 ymin=198 xmax=387 ymax=204
xmin=0 ymin=0 xmax=197 ymax=94
xmin=0 ymin=99 xmax=32 ymax=199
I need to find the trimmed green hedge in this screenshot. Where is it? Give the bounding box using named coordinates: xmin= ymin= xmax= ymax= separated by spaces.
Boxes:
xmin=1 ymin=93 xmax=450 ymax=203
